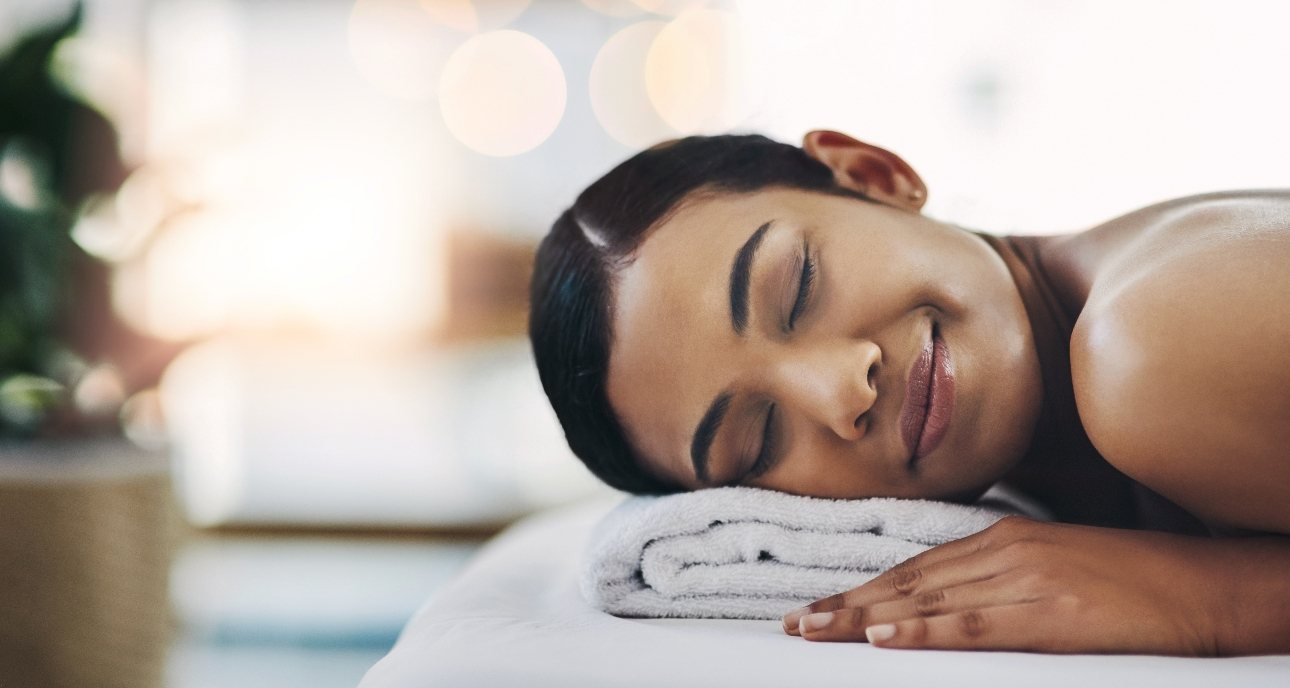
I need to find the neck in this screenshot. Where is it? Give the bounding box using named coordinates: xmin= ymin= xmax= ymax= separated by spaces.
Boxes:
xmin=970 ymin=230 xmax=1138 ymax=526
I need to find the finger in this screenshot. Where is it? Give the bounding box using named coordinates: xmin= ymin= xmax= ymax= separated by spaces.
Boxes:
xmin=782 ymin=532 xmax=1018 ymax=635
xmin=783 ymin=543 xmax=986 ymax=635
xmin=797 ymin=575 xmax=1033 ymax=642
xmin=784 ymin=548 xmax=990 ymax=635
xmin=865 ymin=602 xmax=1059 ymax=652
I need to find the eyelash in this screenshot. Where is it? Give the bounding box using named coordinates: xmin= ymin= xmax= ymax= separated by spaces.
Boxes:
xmin=747 ymin=403 xmax=778 ymax=480
xmin=786 ymin=242 xmax=816 ymax=331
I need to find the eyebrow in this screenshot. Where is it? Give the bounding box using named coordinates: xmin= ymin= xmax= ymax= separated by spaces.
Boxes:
xmin=688 ymin=220 xmax=774 ymax=483
xmin=729 ymin=220 xmax=774 ymax=335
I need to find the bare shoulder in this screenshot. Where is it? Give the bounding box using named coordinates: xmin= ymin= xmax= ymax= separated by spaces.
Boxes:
xmin=1067 ymin=190 xmax=1290 ymax=533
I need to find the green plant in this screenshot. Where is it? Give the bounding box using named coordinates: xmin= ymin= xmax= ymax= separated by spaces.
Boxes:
xmin=0 ymin=4 xmax=162 ymax=440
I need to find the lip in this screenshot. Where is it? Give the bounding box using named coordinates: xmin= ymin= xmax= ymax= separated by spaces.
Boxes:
xmin=899 ymin=323 xmax=955 ymax=464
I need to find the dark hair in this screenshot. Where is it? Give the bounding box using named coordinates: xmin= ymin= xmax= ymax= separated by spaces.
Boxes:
xmin=528 ymin=133 xmax=869 ymax=494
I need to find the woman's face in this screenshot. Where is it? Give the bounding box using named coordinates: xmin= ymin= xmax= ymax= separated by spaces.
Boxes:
xmin=605 ymin=186 xmax=1044 ymax=501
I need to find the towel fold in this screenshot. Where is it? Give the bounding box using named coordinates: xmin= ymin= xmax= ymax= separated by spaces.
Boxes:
xmin=581 ymin=485 xmax=1047 ymax=620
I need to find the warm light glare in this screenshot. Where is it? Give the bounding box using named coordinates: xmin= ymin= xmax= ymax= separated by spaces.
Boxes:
xmin=645 ymin=8 xmax=752 ymax=133
xmin=146 ymin=0 xmax=448 ymax=344
xmin=348 ymin=0 xmax=462 ymax=101
xmin=439 ymin=30 xmax=566 ymax=156
xmin=143 ymin=213 xmax=233 ymax=341
xmin=590 ymin=21 xmax=677 ymax=148
xmin=136 ymin=161 xmax=446 ymax=343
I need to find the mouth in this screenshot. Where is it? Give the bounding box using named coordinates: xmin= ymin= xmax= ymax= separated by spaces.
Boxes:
xmin=899 ymin=321 xmax=955 ymax=467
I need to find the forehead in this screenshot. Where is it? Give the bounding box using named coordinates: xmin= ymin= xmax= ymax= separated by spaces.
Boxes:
xmin=605 ymin=189 xmax=812 ymax=483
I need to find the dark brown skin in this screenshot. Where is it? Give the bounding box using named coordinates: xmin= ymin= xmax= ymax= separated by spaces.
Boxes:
xmin=605 ymin=130 xmax=1290 ymax=655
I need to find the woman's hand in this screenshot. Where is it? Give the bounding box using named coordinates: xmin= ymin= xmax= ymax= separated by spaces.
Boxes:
xmin=780 ymin=516 xmax=1235 ymax=655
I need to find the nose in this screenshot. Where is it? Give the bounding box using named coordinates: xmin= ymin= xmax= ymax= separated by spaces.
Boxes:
xmin=771 ymin=339 xmax=881 ymax=442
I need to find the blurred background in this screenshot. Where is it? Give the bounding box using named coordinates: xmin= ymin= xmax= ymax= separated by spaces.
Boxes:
xmin=0 ymin=0 xmax=1287 ymax=686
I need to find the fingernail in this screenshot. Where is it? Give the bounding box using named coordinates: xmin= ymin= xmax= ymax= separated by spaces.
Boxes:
xmin=782 ymin=607 xmax=809 ymax=633
xmin=800 ymin=612 xmax=835 ymax=633
xmin=865 ymin=624 xmax=897 ymax=643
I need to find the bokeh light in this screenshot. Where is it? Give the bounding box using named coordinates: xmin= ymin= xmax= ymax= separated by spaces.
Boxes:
xmin=417 ymin=0 xmax=478 ymax=32
xmin=348 ymin=0 xmax=463 ymax=101
xmin=72 ymin=166 xmax=173 ymax=262
xmin=630 ymin=0 xmax=704 ymax=16
xmin=420 ymin=0 xmax=531 ymax=32
xmin=438 ymin=30 xmax=566 ymax=156
xmin=590 ymin=21 xmax=677 ymax=148
xmin=72 ymin=364 xmax=127 ymax=418
xmin=120 ymin=389 xmax=169 ymax=452
xmin=0 ymin=142 xmax=43 ymax=210
xmin=645 ymin=8 xmax=752 ymax=134
xmin=579 ymin=0 xmax=647 ymax=18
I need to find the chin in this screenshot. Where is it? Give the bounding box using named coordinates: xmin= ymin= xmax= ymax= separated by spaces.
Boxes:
xmin=937 ymin=484 xmax=993 ymax=504
xmin=935 ymin=448 xmax=1027 ymax=504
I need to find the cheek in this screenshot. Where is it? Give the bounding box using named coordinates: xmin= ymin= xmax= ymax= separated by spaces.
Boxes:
xmin=820 ymin=261 xmax=930 ymax=333
xmin=769 ymin=434 xmax=908 ymax=499
xmin=952 ymin=313 xmax=1043 ymax=465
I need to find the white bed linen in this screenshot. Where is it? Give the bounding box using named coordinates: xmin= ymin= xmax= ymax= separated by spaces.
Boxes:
xmin=360 ymin=497 xmax=1290 ymax=688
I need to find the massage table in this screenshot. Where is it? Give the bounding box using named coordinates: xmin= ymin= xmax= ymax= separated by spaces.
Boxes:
xmin=360 ymin=497 xmax=1290 ymax=687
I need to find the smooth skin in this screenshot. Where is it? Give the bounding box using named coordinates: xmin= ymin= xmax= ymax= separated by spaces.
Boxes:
xmin=606 ymin=130 xmax=1290 ymax=655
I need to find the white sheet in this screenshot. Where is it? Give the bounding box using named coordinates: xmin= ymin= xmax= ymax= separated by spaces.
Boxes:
xmin=360 ymin=497 xmax=1290 ymax=688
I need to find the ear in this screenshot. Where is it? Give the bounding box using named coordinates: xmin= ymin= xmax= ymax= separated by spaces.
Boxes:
xmin=801 ymin=130 xmax=928 ymax=212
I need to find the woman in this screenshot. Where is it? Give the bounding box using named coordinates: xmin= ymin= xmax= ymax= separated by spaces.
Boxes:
xmin=528 ymin=131 xmax=1290 ymax=656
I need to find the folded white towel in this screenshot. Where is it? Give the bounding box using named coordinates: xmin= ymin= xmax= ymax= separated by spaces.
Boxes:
xmin=581 ymin=485 xmax=1047 ymax=620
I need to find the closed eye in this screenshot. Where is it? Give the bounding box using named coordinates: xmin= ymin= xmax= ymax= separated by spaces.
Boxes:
xmin=786 ymin=239 xmax=816 ymax=331
xmin=746 ymin=403 xmax=778 ymax=481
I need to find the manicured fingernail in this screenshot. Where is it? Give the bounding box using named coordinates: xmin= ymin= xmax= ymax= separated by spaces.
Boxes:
xmin=865 ymin=624 xmax=897 ymax=643
xmin=782 ymin=607 xmax=809 ymax=633
xmin=800 ymin=612 xmax=835 ymax=633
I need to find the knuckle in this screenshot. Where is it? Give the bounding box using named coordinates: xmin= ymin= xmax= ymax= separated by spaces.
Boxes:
xmin=843 ymin=608 xmax=869 ymax=634
xmin=888 ymin=564 xmax=923 ymax=595
xmin=906 ymin=617 xmax=930 ymax=644
xmin=897 ymin=614 xmax=928 ymax=645
xmin=986 ymin=516 xmax=1032 ymax=543
xmin=1033 ymin=564 xmax=1062 ymax=588
xmin=1003 ymin=515 xmax=1033 ymax=530
xmin=812 ymin=594 xmax=845 ymax=613
xmin=1011 ymin=565 xmax=1049 ymax=591
xmin=958 ymin=610 xmax=988 ymax=638
xmin=999 ymin=539 xmax=1041 ymax=565
xmin=1053 ymin=592 xmax=1082 ymax=615
xmin=989 ymin=515 xmax=1024 ymax=535
xmin=913 ymin=589 xmax=946 ymax=616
